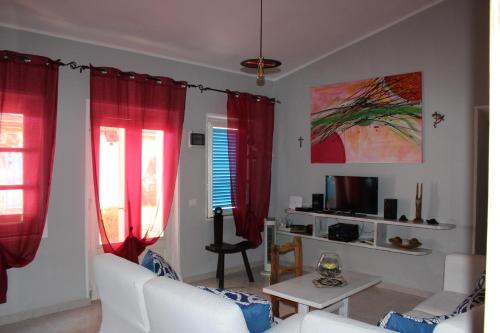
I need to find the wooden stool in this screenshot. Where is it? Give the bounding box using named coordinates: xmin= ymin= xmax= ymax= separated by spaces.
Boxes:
xmin=205 ymin=207 xmax=255 ymax=289
xmin=205 ymin=241 xmax=255 ymax=289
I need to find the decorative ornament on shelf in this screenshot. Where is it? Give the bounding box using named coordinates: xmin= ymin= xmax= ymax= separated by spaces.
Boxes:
xmin=240 ymin=0 xmax=282 ymax=86
xmin=389 ymin=237 xmax=422 ymax=250
xmin=413 ymin=183 xmax=423 ymax=224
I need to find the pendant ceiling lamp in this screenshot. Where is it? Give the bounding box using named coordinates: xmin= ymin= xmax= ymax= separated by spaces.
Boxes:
xmin=240 ymin=0 xmax=282 ymax=86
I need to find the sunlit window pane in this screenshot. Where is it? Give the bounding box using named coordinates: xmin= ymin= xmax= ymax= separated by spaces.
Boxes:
xmin=141 ymin=130 xmax=164 ymax=238
xmin=0 ymin=190 xmax=23 ymax=216
xmin=0 ymin=153 xmax=23 ymax=185
xmin=99 ymin=127 xmax=125 ymax=243
xmin=0 ymin=113 xmax=23 ymax=148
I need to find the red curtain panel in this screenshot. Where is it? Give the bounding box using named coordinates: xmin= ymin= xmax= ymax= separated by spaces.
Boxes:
xmin=227 ymin=93 xmax=274 ymax=247
xmin=0 ymin=51 xmax=59 ymax=303
xmin=90 ymin=68 xmax=186 ymax=263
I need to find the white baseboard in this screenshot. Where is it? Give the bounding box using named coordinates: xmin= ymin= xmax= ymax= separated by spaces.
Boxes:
xmin=377 ymin=282 xmax=434 ymax=298
xmin=0 ymin=298 xmax=91 ymax=326
xmin=184 ymin=261 xmax=264 ymax=283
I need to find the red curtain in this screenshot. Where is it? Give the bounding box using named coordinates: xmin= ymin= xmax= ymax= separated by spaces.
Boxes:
xmin=227 ymin=93 xmax=274 ymax=247
xmin=0 ymin=51 xmax=59 ymax=303
xmin=90 ymin=68 xmax=186 ymax=263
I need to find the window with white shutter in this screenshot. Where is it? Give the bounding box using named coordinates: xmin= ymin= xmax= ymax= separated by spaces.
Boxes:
xmin=207 ymin=116 xmax=234 ymax=217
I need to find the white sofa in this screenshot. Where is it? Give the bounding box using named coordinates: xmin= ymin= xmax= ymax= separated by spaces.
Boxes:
xmin=94 ymin=253 xmax=484 ymax=333
xmin=271 ymin=253 xmax=486 ymax=333
xmin=94 ymin=253 xmax=251 ymax=333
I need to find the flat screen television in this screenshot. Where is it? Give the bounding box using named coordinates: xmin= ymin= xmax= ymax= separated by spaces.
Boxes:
xmin=325 ymin=176 xmax=378 ymax=215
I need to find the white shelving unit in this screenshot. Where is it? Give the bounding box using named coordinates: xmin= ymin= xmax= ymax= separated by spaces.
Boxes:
xmin=278 ymin=209 xmax=455 ymax=256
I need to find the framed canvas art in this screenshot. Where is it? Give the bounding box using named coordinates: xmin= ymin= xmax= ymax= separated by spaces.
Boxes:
xmin=310 ymin=71 xmax=422 ymax=163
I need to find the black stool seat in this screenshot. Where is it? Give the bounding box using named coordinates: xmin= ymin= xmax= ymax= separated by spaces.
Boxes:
xmin=205 ymin=241 xmax=253 ymax=254
xmin=205 ymin=241 xmax=255 ymax=289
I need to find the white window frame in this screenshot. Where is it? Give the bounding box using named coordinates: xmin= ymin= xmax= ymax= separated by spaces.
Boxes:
xmin=206 ymin=114 xmax=233 ymax=218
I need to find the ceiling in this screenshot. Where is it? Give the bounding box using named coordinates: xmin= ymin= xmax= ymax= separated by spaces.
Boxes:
xmin=0 ymin=0 xmax=442 ymax=80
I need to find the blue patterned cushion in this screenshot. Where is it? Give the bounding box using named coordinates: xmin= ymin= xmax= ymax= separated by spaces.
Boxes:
xmin=453 ymin=271 xmax=485 ymax=314
xmin=141 ymin=249 xmax=180 ymax=281
xmin=378 ymin=311 xmax=439 ymax=333
xmin=198 ymin=287 xmax=272 ymax=333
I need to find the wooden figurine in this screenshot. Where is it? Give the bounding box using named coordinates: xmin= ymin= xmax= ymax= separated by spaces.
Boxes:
xmin=413 ymin=183 xmax=423 ymax=223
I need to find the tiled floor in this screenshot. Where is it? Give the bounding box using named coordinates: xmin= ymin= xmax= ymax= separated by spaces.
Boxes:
xmin=0 ymin=269 xmax=425 ymax=333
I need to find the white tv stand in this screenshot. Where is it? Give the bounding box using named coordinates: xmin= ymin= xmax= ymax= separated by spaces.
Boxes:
xmin=278 ymin=209 xmax=455 ymax=256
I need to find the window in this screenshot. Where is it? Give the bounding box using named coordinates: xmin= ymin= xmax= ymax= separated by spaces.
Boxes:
xmin=0 ymin=113 xmax=24 ymax=223
xmin=98 ymin=127 xmax=164 ymax=243
xmin=207 ymin=116 xmax=234 ymax=217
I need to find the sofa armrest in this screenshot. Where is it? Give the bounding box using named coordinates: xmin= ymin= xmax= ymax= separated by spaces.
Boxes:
xmin=265 ymin=314 xmax=304 ymax=333
xmin=443 ymin=254 xmax=485 ymax=294
xmin=434 ymin=305 xmax=484 ymax=333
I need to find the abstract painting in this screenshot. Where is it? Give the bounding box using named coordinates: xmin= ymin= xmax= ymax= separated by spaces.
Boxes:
xmin=310 ymin=72 xmax=422 ymax=163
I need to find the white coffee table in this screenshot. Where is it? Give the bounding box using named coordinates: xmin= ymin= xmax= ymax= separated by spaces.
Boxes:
xmin=263 ymin=270 xmax=381 ymax=316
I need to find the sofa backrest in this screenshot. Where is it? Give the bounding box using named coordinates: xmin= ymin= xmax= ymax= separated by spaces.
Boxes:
xmin=300 ymin=311 xmax=395 ymax=333
xmin=144 ymin=277 xmax=249 ymax=333
xmin=94 ymin=253 xmax=156 ymax=333
xmin=444 ymin=254 xmax=486 ymax=294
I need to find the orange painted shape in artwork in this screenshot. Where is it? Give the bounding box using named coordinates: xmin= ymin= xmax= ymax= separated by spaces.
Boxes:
xmin=341 ymin=122 xmax=422 ymax=163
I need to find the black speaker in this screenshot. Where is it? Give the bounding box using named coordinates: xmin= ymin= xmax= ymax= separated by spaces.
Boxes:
xmin=328 ymin=223 xmax=359 ymax=242
xmin=312 ymin=193 xmax=324 ymax=211
xmin=384 ymin=199 xmax=398 ymax=220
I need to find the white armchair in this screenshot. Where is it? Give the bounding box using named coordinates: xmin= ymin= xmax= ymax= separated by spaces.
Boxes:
xmin=410 ymin=254 xmax=485 ymax=318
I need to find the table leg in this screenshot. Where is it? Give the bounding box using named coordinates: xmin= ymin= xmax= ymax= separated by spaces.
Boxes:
xmin=297 ymin=303 xmax=309 ymax=314
xmin=338 ymin=298 xmax=349 ymax=317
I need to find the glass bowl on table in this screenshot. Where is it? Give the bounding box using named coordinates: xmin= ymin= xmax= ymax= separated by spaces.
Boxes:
xmin=316 ymin=252 xmax=343 ymax=278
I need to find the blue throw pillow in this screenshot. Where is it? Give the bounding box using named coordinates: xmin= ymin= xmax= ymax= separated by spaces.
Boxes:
xmin=141 ymin=249 xmax=180 ymax=281
xmin=378 ymin=311 xmax=437 ymax=333
xmin=198 ymin=287 xmax=272 ymax=333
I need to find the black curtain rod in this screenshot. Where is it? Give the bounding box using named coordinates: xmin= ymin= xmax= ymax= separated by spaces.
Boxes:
xmin=2 ymin=53 xmax=281 ymax=104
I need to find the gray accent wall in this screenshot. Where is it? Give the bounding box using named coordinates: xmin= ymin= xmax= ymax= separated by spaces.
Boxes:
xmin=0 ymin=26 xmax=269 ymax=318
xmin=270 ymin=0 xmax=489 ymax=292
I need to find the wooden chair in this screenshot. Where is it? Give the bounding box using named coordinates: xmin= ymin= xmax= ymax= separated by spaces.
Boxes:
xmin=270 ymin=236 xmax=303 ymax=318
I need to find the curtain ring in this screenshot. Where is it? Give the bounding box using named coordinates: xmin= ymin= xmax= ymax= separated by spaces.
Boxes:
xmin=129 ymin=75 xmax=135 ymax=79
xmin=3 ymin=55 xmax=8 ymax=60
xmin=24 ymin=57 xmax=31 ymax=63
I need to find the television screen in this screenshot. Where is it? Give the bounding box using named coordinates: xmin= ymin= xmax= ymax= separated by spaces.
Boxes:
xmin=325 ymin=176 xmax=378 ymax=215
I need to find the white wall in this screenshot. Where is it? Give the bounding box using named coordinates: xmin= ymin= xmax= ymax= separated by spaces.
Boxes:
xmin=271 ymin=0 xmax=489 ymax=292
xmin=0 ymin=26 xmax=270 ymax=318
